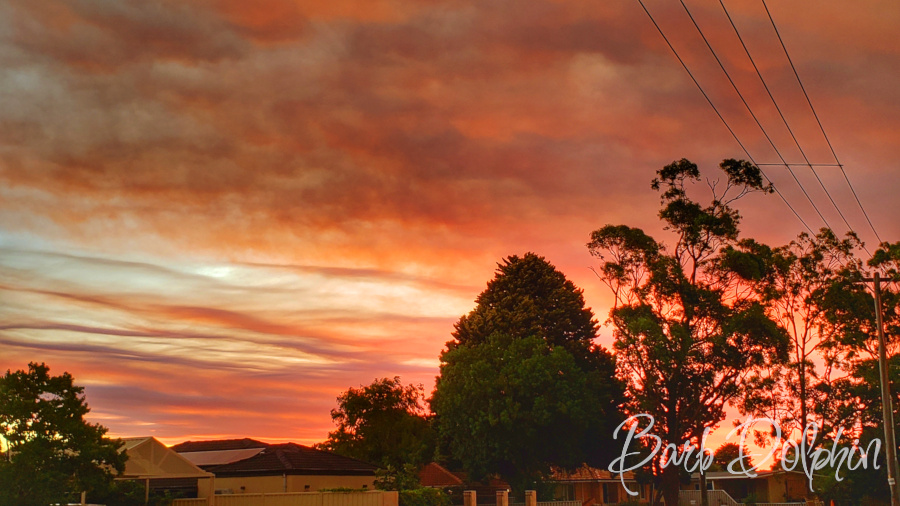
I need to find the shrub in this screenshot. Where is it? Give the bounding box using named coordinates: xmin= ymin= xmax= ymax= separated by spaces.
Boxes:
xmin=399 ymin=487 xmax=452 ymax=506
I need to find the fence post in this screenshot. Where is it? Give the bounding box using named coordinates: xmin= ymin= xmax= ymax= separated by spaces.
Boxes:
xmin=465 ymin=490 xmax=477 ymax=506
xmin=525 ymin=490 xmax=536 ymax=506
xmin=497 ymin=490 xmax=509 ymax=506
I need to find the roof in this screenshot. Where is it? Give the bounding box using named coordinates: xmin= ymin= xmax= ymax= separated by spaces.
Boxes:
xmin=419 ymin=463 xmax=465 ymax=487
xmin=549 ymin=465 xmax=636 ymax=483
xmin=180 ymin=448 xmax=266 ymax=466
xmin=417 ymin=463 xmax=510 ymax=490
xmin=692 ymin=470 xmax=815 ymax=481
xmin=119 ymin=437 xmax=212 ymax=480
xmin=170 ymin=438 xmax=268 ymax=453
xmin=172 ymin=440 xmax=377 ymax=477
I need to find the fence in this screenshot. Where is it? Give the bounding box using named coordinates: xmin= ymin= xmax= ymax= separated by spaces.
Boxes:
xmin=509 ymin=501 xmax=581 ymax=506
xmin=173 ymin=500 xmax=210 ymax=506
xmin=679 ymin=490 xmax=739 ymax=506
xmin=677 ymin=490 xmax=806 ymax=506
xmin=173 ymin=490 xmax=398 ymax=506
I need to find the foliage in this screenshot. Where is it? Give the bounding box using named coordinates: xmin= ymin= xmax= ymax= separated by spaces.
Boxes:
xmin=731 ymin=230 xmax=859 ymax=437
xmin=318 ymin=377 xmax=435 ymax=469
xmin=451 ymin=252 xmax=603 ymax=367
xmin=399 ymin=487 xmax=452 ymax=506
xmin=0 ymin=362 xmax=126 ymax=506
xmin=432 ymin=253 xmax=624 ymax=493
xmin=741 ymin=493 xmax=759 ymax=506
xmin=587 ymin=159 xmax=789 ymax=506
xmin=710 ymin=443 xmax=751 ymax=472
xmin=375 ymin=463 xmax=421 ymax=491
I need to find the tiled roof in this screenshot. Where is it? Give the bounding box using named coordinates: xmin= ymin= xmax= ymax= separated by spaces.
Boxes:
xmin=419 ymin=463 xmax=465 ymax=487
xmin=180 ymin=448 xmax=266 ymax=466
xmin=200 ymin=443 xmax=377 ymax=477
xmin=418 ymin=463 xmax=510 ymax=491
xmin=171 ymin=438 xmax=268 ymax=453
xmin=549 ymin=465 xmax=635 ymax=482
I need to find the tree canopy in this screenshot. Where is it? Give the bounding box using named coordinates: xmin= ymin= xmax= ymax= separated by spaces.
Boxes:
xmin=451 ymin=253 xmax=600 ymax=364
xmin=587 ymin=159 xmax=789 ymax=506
xmin=0 ymin=363 xmax=126 ymax=506
xmin=317 ymin=376 xmax=435 ymax=470
xmin=432 ymin=253 xmax=624 ymax=494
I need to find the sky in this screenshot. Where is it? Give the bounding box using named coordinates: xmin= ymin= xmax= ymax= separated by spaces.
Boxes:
xmin=1 ymin=0 xmax=899 ymax=447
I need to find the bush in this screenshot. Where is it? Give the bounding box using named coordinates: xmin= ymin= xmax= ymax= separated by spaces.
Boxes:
xmin=399 ymin=487 xmax=452 ymax=506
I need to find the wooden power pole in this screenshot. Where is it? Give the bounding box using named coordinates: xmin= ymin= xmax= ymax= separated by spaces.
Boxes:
xmin=862 ymin=272 xmax=900 ymax=506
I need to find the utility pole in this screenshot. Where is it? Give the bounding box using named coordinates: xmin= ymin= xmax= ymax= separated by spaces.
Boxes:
xmin=862 ymin=272 xmax=900 ymax=506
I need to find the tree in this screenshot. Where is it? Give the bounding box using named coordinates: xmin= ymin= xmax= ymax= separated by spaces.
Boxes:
xmin=317 ymin=377 xmax=435 ymax=469
xmin=431 ymin=253 xmax=624 ymax=494
xmin=452 ymin=252 xmax=602 ymax=367
xmin=0 ymin=362 xmax=126 ymax=506
xmin=711 ymin=443 xmax=751 ymax=472
xmin=802 ymin=241 xmax=900 ymax=504
xmin=736 ymin=229 xmax=861 ymax=441
xmin=587 ymin=159 xmax=789 ymax=506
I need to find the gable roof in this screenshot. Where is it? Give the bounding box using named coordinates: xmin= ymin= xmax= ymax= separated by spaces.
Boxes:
xmin=120 ymin=437 xmax=212 ymax=480
xmin=549 ymin=465 xmax=636 ymax=483
xmin=418 ymin=462 xmax=510 ymax=491
xmin=171 ymin=439 xmax=377 ymax=477
xmin=419 ymin=462 xmax=465 ymax=487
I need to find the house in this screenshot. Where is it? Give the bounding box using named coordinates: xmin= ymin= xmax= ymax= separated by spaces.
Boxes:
xmin=171 ymin=438 xmax=378 ymax=494
xmin=118 ymin=437 xmax=214 ymax=500
xmin=550 ymin=465 xmax=651 ymax=505
xmin=417 ymin=462 xmax=649 ymax=505
xmin=686 ymin=470 xmax=815 ymax=504
xmin=418 ymin=462 xmax=510 ymax=503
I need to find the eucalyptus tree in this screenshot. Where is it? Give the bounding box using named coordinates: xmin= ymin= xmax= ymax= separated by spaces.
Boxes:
xmin=588 ymin=159 xmax=789 ymax=506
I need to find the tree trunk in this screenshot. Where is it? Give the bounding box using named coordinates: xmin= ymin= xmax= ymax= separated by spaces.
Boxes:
xmin=799 ymin=361 xmax=808 ymax=431
xmin=699 ymin=472 xmax=708 ymax=506
xmin=662 ymin=463 xmax=681 ymax=506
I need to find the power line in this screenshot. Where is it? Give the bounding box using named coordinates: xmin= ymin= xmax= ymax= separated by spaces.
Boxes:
xmin=761 ymin=0 xmax=884 ymax=246
xmin=677 ymin=0 xmax=838 ymax=235
xmin=756 ymin=163 xmax=843 ymax=167
xmin=719 ymin=0 xmax=872 ymax=256
xmin=634 ymin=0 xmax=816 ymax=236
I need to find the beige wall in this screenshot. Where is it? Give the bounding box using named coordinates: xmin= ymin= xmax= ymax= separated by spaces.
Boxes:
xmin=213 ymin=474 xmax=375 ymax=494
xmin=556 ymin=481 xmax=649 ymax=504
xmin=198 ymin=477 xmax=214 ymax=498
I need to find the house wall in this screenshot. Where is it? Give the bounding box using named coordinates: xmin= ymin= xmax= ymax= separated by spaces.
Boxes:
xmin=212 ymin=475 xmax=375 ymax=494
xmin=774 ymin=474 xmax=812 ymax=502
xmin=198 ymin=477 xmax=214 ymax=498
xmin=555 ymin=481 xmax=649 ymax=504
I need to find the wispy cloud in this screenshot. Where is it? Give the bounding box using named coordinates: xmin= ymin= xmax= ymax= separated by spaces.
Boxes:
xmin=1 ymin=0 xmax=898 ymax=444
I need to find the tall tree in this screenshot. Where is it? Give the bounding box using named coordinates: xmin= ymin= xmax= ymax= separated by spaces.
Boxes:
xmin=317 ymin=377 xmax=435 ymax=469
xmin=431 ymin=253 xmax=624 ymax=494
xmin=587 ymin=159 xmax=789 ymax=506
xmin=738 ymin=229 xmax=861 ymax=437
xmin=806 ymin=240 xmax=900 ymax=504
xmin=0 ymin=363 xmax=126 ymax=506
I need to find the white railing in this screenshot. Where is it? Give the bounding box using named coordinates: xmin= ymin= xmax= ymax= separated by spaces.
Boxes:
xmin=510 ymin=501 xmax=581 ymax=506
xmin=679 ymin=490 xmax=739 ymax=506
xmin=678 ymin=490 xmax=807 ymax=506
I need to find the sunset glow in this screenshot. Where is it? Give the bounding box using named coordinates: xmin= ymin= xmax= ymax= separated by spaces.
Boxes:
xmin=2 ymin=0 xmax=899 ymax=446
